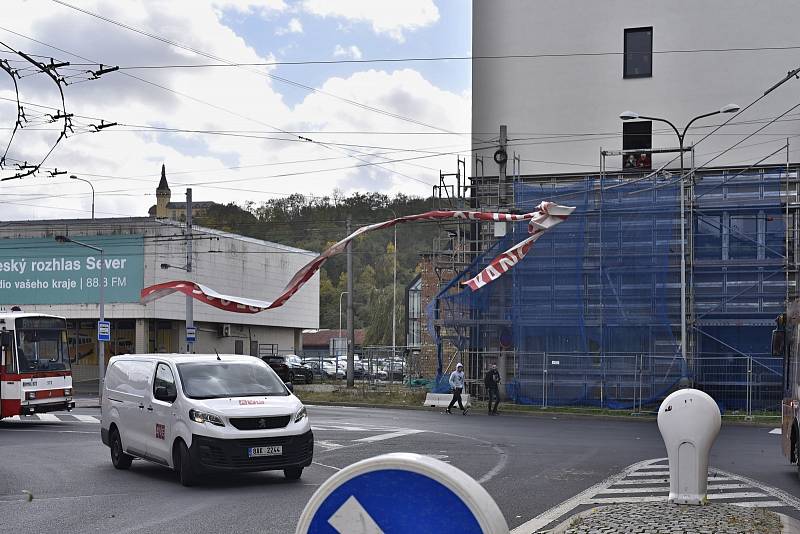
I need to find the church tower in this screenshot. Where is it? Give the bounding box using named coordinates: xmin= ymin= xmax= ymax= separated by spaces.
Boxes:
xmin=155 ymin=163 xmax=170 ymax=218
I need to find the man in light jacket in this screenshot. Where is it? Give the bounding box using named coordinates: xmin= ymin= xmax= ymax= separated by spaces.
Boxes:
xmin=446 ymin=363 xmax=468 ymax=415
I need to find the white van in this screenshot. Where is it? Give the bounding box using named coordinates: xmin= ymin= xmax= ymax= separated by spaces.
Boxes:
xmin=100 ymin=354 xmax=313 ymax=486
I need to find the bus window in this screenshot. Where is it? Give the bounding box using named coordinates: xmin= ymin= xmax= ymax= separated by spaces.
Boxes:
xmin=16 ymin=324 xmax=69 ymax=372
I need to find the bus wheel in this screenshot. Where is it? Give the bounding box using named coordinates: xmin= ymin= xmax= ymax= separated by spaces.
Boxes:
xmin=110 ymin=429 xmax=133 ymax=470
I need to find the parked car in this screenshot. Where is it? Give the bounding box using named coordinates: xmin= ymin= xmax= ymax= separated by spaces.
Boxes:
xmin=100 ymin=353 xmax=313 ymax=486
xmin=301 ymin=359 xmax=327 ymax=379
xmin=264 ymin=354 xmax=313 ymax=384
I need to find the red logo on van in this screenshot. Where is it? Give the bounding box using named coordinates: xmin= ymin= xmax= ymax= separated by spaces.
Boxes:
xmin=155 ymin=424 xmax=165 ymax=440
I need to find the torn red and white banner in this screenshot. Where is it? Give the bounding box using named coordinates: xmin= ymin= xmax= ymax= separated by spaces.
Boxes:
xmin=463 ymin=201 xmax=575 ymax=290
xmin=140 ymin=201 xmax=575 ymax=313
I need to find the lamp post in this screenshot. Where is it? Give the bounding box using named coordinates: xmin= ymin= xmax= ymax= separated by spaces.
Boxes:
xmin=620 ymin=103 xmax=740 ymax=385
xmin=55 ymin=235 xmax=104 ymax=398
xmin=372 ymin=206 xmax=398 ymax=366
xmin=70 ymin=175 xmax=95 ymax=220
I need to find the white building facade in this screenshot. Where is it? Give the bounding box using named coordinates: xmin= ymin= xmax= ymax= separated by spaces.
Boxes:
xmin=0 ymin=217 xmax=319 ymax=380
xmin=472 ymin=0 xmax=800 ymax=175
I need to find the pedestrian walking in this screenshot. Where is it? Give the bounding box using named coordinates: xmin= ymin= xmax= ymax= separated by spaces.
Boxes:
xmin=484 ymin=363 xmax=501 ymax=415
xmin=446 ymin=363 xmax=469 ymax=415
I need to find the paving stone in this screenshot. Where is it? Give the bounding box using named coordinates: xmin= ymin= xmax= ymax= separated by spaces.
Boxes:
xmin=561 ymin=502 xmax=782 ymax=534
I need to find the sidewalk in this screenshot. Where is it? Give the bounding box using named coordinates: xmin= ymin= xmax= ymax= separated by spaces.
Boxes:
xmin=549 ymin=502 xmax=798 ymax=534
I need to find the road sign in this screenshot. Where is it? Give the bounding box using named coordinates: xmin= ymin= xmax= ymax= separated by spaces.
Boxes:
xmin=295 ymin=453 xmax=508 ymax=534
xmin=97 ymin=320 xmax=110 ymax=342
xmin=186 ymin=326 xmax=197 ymax=342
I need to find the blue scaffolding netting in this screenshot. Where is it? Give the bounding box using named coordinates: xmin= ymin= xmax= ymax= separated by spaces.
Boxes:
xmin=429 ymin=169 xmax=788 ymax=411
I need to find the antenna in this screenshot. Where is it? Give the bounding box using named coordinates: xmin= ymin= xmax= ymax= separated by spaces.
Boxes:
xmin=215 ymin=349 xmax=221 ymax=361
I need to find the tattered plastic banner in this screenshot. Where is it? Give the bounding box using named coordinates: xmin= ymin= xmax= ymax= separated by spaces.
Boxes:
xmin=140 ymin=201 xmax=575 ymax=313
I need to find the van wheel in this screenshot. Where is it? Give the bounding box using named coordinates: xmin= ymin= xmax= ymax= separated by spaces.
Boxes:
xmin=176 ymin=441 xmax=197 ymax=487
xmin=288 ymin=371 xmax=295 ymax=383
xmin=306 ymin=373 xmax=313 ymax=384
xmin=110 ymin=429 xmax=133 ymax=470
xmin=284 ymin=467 xmax=303 ymax=480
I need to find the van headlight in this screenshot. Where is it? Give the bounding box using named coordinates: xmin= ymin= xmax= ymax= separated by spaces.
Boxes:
xmin=294 ymin=406 xmax=307 ymax=423
xmin=189 ymin=409 xmax=225 ymax=427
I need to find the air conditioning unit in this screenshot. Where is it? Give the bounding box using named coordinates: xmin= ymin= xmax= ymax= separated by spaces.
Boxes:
xmin=218 ymin=324 xmax=231 ymax=337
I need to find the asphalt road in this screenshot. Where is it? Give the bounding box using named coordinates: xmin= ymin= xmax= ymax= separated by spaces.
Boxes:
xmin=0 ymin=404 xmax=796 ymax=533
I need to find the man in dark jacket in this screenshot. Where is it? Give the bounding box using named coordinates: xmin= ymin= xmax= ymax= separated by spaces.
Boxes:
xmin=484 ymin=363 xmax=501 ymax=415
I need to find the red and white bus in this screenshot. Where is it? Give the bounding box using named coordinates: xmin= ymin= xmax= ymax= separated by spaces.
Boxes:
xmin=0 ymin=311 xmax=74 ymax=418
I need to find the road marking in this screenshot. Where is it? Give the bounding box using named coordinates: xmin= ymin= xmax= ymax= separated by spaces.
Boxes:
xmin=477 ymin=443 xmax=508 ymax=484
xmin=596 ymin=483 xmax=750 ymax=494
xmin=316 ymin=440 xmax=345 ymax=451
xmin=312 ymin=461 xmax=342 ymax=471
xmin=769 ymin=428 xmax=782 ymax=434
xmin=328 ymin=495 xmax=384 ymax=534
xmin=511 ymin=458 xmax=800 ymax=534
xmin=72 ymin=415 xmax=101 ymax=423
xmin=33 ymin=413 xmax=60 ymax=422
xmin=353 ymin=429 xmax=424 ymax=443
xmin=510 ymin=458 xmax=659 ymax=534
xmin=1 ymin=413 xmax=100 ymax=423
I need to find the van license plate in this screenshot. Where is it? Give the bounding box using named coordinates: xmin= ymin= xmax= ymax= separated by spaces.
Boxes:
xmin=248 ymin=446 xmax=282 ymax=457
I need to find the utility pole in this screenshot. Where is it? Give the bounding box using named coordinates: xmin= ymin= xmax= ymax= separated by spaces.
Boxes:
xmin=346 ymin=216 xmax=354 ymax=387
xmin=186 ymin=188 xmax=194 ymax=353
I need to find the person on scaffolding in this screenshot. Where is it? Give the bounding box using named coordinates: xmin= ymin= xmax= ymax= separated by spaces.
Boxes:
xmin=446 ymin=363 xmax=469 ymax=415
xmin=485 ymin=363 xmax=501 ymax=415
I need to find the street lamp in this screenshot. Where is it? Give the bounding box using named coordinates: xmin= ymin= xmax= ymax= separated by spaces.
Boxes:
xmin=372 ymin=206 xmax=398 ymax=365
xmin=620 ymin=103 xmax=740 ymax=385
xmin=55 ymin=235 xmax=105 ymax=398
xmin=70 ymin=175 xmax=95 ymax=220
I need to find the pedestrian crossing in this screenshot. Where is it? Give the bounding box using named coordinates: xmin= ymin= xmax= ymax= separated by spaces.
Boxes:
xmin=2 ymin=413 xmax=100 ymax=424
xmin=511 ymin=457 xmax=800 ymax=534
xmin=583 ymin=458 xmax=798 ymax=510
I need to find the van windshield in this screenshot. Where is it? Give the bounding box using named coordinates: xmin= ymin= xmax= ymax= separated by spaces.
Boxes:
xmin=177 ymin=360 xmax=289 ymax=399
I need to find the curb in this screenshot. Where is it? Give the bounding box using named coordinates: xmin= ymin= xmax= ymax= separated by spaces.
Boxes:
xmin=301 ymin=400 xmax=777 ymax=426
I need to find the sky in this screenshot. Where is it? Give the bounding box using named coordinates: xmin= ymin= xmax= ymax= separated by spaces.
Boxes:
xmin=0 ymin=0 xmax=472 ymax=220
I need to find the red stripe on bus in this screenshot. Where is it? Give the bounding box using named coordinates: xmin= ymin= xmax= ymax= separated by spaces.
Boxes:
xmin=0 ymin=372 xmax=70 ymax=380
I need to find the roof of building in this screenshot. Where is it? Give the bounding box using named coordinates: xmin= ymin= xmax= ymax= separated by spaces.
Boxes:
xmin=302 ymin=329 xmax=365 ymax=347
xmin=0 ymin=217 xmax=317 ymax=255
xmin=164 ymin=201 xmax=218 ymax=209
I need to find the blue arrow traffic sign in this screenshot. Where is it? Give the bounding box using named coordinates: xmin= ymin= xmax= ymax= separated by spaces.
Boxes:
xmin=295 ymin=453 xmax=508 ymax=534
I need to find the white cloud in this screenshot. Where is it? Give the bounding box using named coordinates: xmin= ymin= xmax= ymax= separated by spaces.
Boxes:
xmin=302 ymin=0 xmax=439 ymax=42
xmin=0 ymin=0 xmax=468 ymax=221
xmin=211 ymin=0 xmax=286 ymax=15
xmin=333 ymin=44 xmax=363 ymax=60
xmin=276 ymin=17 xmax=304 ymax=35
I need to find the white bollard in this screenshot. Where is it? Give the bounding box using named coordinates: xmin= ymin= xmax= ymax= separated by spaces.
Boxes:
xmin=657 ymin=388 xmax=721 ymax=505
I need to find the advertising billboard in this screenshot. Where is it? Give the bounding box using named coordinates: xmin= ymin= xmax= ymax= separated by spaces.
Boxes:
xmin=0 ymin=235 xmax=144 ymax=304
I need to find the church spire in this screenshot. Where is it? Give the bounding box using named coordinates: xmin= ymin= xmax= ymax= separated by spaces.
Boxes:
xmin=157 ymin=163 xmax=170 ymax=192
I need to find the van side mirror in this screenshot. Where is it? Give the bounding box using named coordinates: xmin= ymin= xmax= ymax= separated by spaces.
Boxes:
xmin=154 ymin=386 xmax=176 ymax=403
xmin=771 ymin=329 xmax=785 ymax=357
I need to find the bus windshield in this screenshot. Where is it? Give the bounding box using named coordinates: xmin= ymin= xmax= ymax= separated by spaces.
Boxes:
xmin=15 ymin=317 xmax=69 ymax=372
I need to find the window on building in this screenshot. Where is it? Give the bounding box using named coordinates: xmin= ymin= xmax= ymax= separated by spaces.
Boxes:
xmin=406 ymin=275 xmax=422 ymax=347
xmin=622 ymin=120 xmax=652 ymax=169
xmin=235 ymin=339 xmax=244 ymax=354
xmin=624 ymin=27 xmax=652 ymax=78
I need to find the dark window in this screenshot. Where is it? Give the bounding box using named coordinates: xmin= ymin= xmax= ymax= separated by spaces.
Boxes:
xmin=235 ymin=339 xmax=244 ymax=354
xmin=250 ymin=340 xmax=258 ymax=356
xmin=622 ymin=121 xmax=652 ymax=169
xmin=624 ymin=27 xmax=652 ymax=78
xmin=153 ymin=363 xmax=177 ymax=402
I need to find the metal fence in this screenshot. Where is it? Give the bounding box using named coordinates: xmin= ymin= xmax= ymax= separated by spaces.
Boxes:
xmin=503 ymin=352 xmax=782 ymax=415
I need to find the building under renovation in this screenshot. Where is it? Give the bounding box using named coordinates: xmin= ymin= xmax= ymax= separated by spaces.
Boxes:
xmin=419 ymin=0 xmax=800 ymax=412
